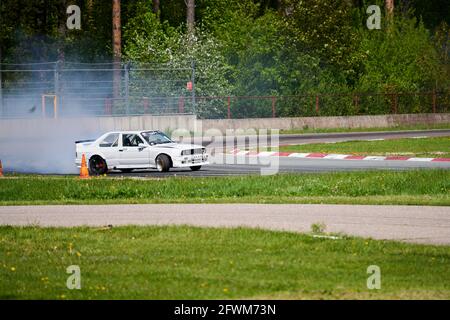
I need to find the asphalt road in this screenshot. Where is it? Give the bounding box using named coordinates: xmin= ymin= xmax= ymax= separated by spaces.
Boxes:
xmin=109 ymin=154 xmax=450 ymax=178
xmin=3 ymin=129 xmax=449 ymax=176
xmin=274 ymin=128 xmax=450 ymax=144
xmin=109 ymin=129 xmax=450 ymax=177
xmin=1 ymin=204 xmax=449 ymax=245
xmin=199 ymin=129 xmax=450 ymax=149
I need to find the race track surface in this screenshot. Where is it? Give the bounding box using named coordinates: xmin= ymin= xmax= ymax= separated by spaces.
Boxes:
xmin=115 ymin=129 xmax=450 ymax=177
xmin=109 ymin=155 xmax=450 ymax=178
xmin=3 ymin=129 xmax=450 ymax=176
xmin=200 ymin=129 xmax=450 ymax=149
xmin=1 ymin=204 xmax=449 ymax=245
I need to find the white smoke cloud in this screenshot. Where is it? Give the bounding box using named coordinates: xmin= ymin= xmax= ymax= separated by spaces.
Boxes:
xmin=0 ymin=117 xmax=103 ymax=174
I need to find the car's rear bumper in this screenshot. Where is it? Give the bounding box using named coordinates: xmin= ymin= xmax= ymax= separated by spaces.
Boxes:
xmin=172 ymin=155 xmax=209 ymax=168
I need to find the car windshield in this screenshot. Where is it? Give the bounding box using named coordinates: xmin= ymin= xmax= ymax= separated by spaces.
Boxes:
xmin=141 ymin=131 xmax=173 ymax=145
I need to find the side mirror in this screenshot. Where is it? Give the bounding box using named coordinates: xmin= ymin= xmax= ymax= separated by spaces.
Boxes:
xmin=138 ymin=143 xmax=147 ymax=149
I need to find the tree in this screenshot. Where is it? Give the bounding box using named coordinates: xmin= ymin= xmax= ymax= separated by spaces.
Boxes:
xmin=123 ymin=9 xmax=233 ymax=118
xmin=58 ymin=0 xmax=67 ymax=61
xmin=386 ymin=0 xmax=394 ymax=16
xmin=408 ymin=0 xmax=450 ymax=31
xmin=433 ymin=22 xmax=450 ymax=91
xmin=357 ymin=16 xmax=442 ymax=113
xmin=283 ymin=0 xmax=364 ymax=84
xmin=186 ymin=0 xmax=195 ymax=35
xmin=153 ymin=0 xmax=160 ymax=15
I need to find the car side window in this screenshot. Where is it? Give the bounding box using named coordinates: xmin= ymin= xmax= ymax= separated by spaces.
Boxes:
xmin=99 ymin=133 xmax=119 ymax=147
xmin=123 ymin=134 xmax=144 ymax=147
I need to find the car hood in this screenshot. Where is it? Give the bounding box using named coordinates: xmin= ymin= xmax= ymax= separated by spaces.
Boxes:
xmin=154 ymin=143 xmax=204 ymax=150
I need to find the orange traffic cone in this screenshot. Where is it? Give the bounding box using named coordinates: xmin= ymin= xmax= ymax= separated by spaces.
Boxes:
xmin=0 ymin=160 xmax=3 ymax=177
xmin=79 ymin=154 xmax=90 ymax=179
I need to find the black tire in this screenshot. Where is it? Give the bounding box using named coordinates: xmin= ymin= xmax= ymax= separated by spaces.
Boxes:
xmin=156 ymin=154 xmax=171 ymax=172
xmin=190 ymin=166 xmax=201 ymax=171
xmin=89 ymin=156 xmax=108 ymax=175
xmin=120 ymin=169 xmax=134 ymax=173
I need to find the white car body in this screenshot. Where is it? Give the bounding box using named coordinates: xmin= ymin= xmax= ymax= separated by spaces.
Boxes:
xmin=75 ymin=130 xmax=208 ymax=173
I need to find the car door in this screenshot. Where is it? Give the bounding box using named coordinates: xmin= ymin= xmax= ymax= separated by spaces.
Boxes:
xmin=98 ymin=133 xmax=121 ymax=167
xmin=119 ymin=133 xmax=150 ymax=167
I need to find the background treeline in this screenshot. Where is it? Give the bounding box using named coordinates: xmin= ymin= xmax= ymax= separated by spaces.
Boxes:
xmin=0 ymin=0 xmax=449 ymax=117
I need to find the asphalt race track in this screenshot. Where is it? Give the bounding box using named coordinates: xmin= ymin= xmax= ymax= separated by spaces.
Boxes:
xmin=1 ymin=204 xmax=449 ymax=245
xmin=115 ymin=129 xmax=450 ymax=177
xmin=199 ymin=128 xmax=450 ymax=149
xmin=102 ymin=129 xmax=450 ymax=177
xmin=4 ymin=129 xmax=450 ymax=177
xmin=109 ymin=155 xmax=450 ymax=178
xmin=272 ymin=128 xmax=450 ymax=145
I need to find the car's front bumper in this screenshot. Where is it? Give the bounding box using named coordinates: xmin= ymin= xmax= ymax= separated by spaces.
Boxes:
xmin=172 ymin=154 xmax=209 ymax=168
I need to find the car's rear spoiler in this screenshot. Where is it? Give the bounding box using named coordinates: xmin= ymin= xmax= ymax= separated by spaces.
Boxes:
xmin=75 ymin=139 xmax=95 ymax=144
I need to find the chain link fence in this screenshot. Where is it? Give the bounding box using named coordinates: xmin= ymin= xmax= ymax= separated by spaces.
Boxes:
xmin=198 ymin=91 xmax=449 ymax=119
xmin=0 ymin=61 xmax=448 ymax=119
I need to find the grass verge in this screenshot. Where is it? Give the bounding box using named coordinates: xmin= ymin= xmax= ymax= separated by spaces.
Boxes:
xmin=0 ymin=170 xmax=449 ymax=206
xmin=278 ymin=137 xmax=450 ymax=158
xmin=0 ymin=225 xmax=449 ymax=299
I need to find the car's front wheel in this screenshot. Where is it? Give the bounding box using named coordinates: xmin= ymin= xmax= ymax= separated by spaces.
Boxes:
xmin=156 ymin=154 xmax=171 ymax=172
xmin=190 ymin=166 xmax=201 ymax=171
xmin=89 ymin=156 xmax=108 ymax=175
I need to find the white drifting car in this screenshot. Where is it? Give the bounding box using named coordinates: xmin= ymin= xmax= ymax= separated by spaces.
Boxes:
xmin=75 ymin=130 xmax=209 ymax=174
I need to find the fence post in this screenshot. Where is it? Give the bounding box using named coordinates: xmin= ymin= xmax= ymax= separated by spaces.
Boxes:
xmin=432 ymin=89 xmax=437 ymax=113
xmin=191 ymin=60 xmax=196 ymax=115
xmin=0 ymin=51 xmax=3 ymax=117
xmin=227 ymin=96 xmax=231 ymax=119
xmin=125 ymin=62 xmax=130 ymax=115
xmin=53 ymin=95 xmax=58 ymax=119
xmin=143 ymin=97 xmax=149 ymax=114
xmin=389 ymin=93 xmax=395 ymax=114
xmin=104 ymin=97 xmax=112 ymax=115
xmin=179 ymin=96 xmax=185 ymax=113
xmin=353 ymin=94 xmax=359 ymax=114
xmin=315 ymin=95 xmax=320 ymax=114
xmin=272 ymin=96 xmax=277 ymax=118
xmin=392 ymin=93 xmax=398 ymax=114
xmin=41 ymin=95 xmax=46 ymax=118
xmin=54 ymin=60 xmax=60 ymax=115
xmin=0 ymin=74 xmax=2 ymax=118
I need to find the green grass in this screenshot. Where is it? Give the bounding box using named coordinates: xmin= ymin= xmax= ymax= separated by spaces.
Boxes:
xmin=0 ymin=170 xmax=449 ymax=205
xmin=279 ymin=123 xmax=450 ymax=135
xmin=278 ymin=137 xmax=450 ymax=158
xmin=0 ymin=226 xmax=449 ymax=299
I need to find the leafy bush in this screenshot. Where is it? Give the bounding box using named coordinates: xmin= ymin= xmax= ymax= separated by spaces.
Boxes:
xmin=119 ymin=0 xmax=448 ymax=118
xmin=357 ymin=17 xmax=441 ymax=94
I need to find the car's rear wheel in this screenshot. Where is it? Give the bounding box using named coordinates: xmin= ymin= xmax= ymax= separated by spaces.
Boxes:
xmin=89 ymin=156 xmax=108 ymax=175
xmin=190 ymin=166 xmax=201 ymax=171
xmin=156 ymin=154 xmax=171 ymax=172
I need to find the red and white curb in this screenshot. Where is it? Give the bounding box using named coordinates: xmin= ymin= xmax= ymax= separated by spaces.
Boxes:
xmin=229 ymin=149 xmax=450 ymax=162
